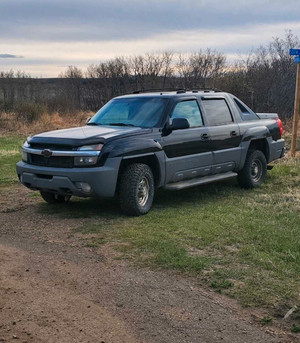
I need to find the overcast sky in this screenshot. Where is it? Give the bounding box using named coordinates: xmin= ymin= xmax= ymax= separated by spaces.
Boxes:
xmin=1 ymin=0 xmax=300 ymax=77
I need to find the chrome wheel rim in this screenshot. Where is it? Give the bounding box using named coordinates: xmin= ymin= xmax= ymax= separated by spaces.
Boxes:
xmin=138 ymin=177 xmax=150 ymax=207
xmin=251 ymin=159 xmax=262 ymax=182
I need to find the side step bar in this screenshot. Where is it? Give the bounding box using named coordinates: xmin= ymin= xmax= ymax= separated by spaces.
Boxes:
xmin=164 ymin=172 xmax=237 ymax=191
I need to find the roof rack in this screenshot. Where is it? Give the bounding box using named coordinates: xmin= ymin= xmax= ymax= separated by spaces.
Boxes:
xmin=131 ymin=87 xmax=222 ymax=94
xmin=190 ymin=88 xmax=223 ymax=93
xmin=132 ymin=88 xmax=186 ymax=94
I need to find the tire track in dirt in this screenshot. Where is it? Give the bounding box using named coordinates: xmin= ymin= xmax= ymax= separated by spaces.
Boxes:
xmin=0 ymin=185 xmax=292 ymax=342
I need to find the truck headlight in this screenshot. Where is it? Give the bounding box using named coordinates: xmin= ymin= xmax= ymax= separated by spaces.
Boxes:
xmin=74 ymin=144 xmax=103 ymax=166
xmin=77 ymin=144 xmax=103 ymax=151
xmin=22 ymin=151 xmax=28 ymax=162
xmin=22 ymin=141 xmax=29 ymax=162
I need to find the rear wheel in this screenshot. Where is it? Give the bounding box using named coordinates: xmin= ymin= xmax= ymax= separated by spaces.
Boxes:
xmin=237 ymin=150 xmax=267 ymax=189
xmin=40 ymin=191 xmax=71 ymax=204
xmin=119 ymin=163 xmax=154 ymax=216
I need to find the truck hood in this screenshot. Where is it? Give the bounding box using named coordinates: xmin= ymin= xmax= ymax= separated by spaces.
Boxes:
xmin=28 ymin=125 xmax=152 ymax=147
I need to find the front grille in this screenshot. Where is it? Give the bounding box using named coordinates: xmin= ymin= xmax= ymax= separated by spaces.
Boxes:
xmin=29 ymin=143 xmax=74 ymax=151
xmin=29 ymin=154 xmax=73 ymax=168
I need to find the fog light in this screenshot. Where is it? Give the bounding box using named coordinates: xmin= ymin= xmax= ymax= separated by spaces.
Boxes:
xmin=75 ymin=182 xmax=92 ymax=193
xmin=74 ymin=156 xmax=98 ymax=166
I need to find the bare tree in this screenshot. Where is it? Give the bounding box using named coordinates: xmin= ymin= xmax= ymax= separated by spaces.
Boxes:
xmin=161 ymin=51 xmax=174 ymax=88
xmin=59 ymin=66 xmax=84 ymax=109
xmin=1 ymin=32 xmax=299 ymax=119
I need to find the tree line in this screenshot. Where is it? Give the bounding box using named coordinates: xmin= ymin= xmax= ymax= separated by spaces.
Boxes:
xmin=0 ymin=31 xmax=298 ymax=121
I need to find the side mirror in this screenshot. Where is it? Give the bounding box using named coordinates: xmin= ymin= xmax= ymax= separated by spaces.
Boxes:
xmin=170 ymin=118 xmax=190 ymax=130
xmin=86 ymin=117 xmax=92 ymax=124
xmin=162 ymin=117 xmax=190 ymax=136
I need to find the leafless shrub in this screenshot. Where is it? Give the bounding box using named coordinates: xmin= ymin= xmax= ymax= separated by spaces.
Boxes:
xmin=14 ymin=102 xmax=48 ymax=123
xmin=0 ymin=32 xmax=299 ymax=120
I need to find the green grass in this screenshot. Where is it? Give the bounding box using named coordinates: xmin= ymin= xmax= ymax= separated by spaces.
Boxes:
xmin=291 ymin=324 xmax=300 ymax=333
xmin=2 ymin=134 xmax=300 ymax=310
xmin=210 ymin=278 xmax=234 ymax=291
xmin=0 ymin=135 xmax=25 ymax=185
xmin=70 ymin=157 xmax=300 ymax=308
xmin=85 ymin=241 xmax=101 ymax=248
xmin=260 ymin=317 xmax=273 ymax=326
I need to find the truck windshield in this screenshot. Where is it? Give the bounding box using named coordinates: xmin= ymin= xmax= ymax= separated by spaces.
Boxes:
xmin=88 ymin=97 xmax=169 ymax=128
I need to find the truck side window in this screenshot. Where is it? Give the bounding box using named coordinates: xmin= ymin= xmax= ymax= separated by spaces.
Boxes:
xmin=171 ymin=100 xmax=203 ymax=127
xmin=233 ymin=98 xmax=259 ymax=121
xmin=202 ymin=99 xmax=233 ymax=125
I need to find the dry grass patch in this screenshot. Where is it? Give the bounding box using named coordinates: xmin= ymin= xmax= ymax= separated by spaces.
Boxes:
xmin=0 ymin=111 xmax=92 ymax=136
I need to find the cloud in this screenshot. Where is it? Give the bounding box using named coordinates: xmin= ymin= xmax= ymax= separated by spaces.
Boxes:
xmin=0 ymin=0 xmax=300 ymax=76
xmin=1 ymin=21 xmax=299 ymax=77
xmin=1 ymin=0 xmax=300 ymax=42
xmin=0 ymin=54 xmax=23 ymax=58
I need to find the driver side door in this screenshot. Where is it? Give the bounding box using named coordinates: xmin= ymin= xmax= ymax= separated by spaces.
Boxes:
xmin=162 ymin=99 xmax=213 ymax=184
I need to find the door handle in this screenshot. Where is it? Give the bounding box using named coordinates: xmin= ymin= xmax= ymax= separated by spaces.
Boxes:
xmin=230 ymin=130 xmax=237 ymax=137
xmin=201 ymin=133 xmax=210 ymax=140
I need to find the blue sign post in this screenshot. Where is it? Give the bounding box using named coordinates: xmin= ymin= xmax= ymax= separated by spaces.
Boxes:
xmin=290 ymin=49 xmax=300 ymax=56
xmin=290 ymin=48 xmax=300 ymax=156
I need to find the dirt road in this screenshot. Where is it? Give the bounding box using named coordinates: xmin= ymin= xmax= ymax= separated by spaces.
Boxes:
xmin=0 ymin=186 xmax=293 ymax=342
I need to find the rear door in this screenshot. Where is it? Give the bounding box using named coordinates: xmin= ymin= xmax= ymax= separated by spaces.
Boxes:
xmin=162 ymin=99 xmax=213 ymax=183
xmin=201 ymin=97 xmax=242 ymax=174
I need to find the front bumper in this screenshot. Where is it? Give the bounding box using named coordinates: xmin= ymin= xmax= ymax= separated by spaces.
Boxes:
xmin=16 ymin=157 xmax=121 ymax=198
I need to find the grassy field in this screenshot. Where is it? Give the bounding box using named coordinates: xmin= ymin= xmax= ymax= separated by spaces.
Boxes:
xmin=0 ymin=135 xmax=25 ymax=185
xmin=1 ymin=134 xmax=300 ymax=314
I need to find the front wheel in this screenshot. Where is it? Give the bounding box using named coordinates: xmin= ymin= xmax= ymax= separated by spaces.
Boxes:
xmin=119 ymin=163 xmax=154 ymax=216
xmin=40 ymin=191 xmax=71 ymax=204
xmin=237 ymin=150 xmax=267 ymax=189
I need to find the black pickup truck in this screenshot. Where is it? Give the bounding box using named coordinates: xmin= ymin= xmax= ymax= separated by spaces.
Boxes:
xmin=16 ymin=90 xmax=285 ymax=215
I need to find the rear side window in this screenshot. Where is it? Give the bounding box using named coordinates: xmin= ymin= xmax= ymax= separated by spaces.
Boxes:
xmin=202 ymin=99 xmax=233 ymax=125
xmin=171 ymin=100 xmax=203 ymax=127
xmin=233 ymin=98 xmax=258 ymax=121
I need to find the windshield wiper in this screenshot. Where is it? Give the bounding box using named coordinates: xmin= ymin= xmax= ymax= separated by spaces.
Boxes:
xmin=108 ymin=123 xmax=136 ymax=127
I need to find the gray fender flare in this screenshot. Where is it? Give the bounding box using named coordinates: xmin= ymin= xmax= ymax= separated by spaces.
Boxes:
xmin=238 ymin=126 xmax=270 ymax=170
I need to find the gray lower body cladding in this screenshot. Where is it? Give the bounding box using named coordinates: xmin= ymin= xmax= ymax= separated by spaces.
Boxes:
xmin=16 ymin=157 xmax=121 ymax=198
xmin=268 ymin=138 xmax=285 ymax=162
xmin=238 ymin=138 xmax=285 ymax=170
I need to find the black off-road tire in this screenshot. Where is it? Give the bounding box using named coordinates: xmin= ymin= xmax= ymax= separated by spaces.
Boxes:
xmin=237 ymin=150 xmax=267 ymax=189
xmin=40 ymin=191 xmax=71 ymax=204
xmin=119 ymin=163 xmax=155 ymax=216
